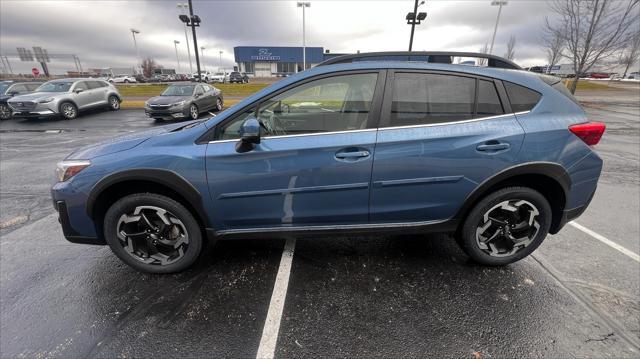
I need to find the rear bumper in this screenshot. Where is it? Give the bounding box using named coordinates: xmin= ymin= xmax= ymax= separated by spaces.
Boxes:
xmin=552 ymin=185 xmax=596 ymax=234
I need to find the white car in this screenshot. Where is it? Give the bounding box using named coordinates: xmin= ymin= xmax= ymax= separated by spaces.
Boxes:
xmin=109 ymin=75 xmax=137 ymax=83
xmin=209 ymin=72 xmax=228 ymax=83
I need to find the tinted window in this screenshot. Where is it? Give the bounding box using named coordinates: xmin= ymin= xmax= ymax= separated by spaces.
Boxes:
xmin=194 ymin=85 xmax=205 ymax=95
xmin=504 ymin=82 xmax=541 ymax=112
xmin=390 ymin=73 xmax=475 ymax=126
xmin=8 ymin=84 xmax=28 ymax=94
xmin=87 ymin=81 xmax=106 ymax=89
xmin=477 ymin=80 xmax=504 ymax=116
xmin=37 ymin=82 xmax=73 ymax=92
xmin=217 ymin=73 xmax=378 ymax=140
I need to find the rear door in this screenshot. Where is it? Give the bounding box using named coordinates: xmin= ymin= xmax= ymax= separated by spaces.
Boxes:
xmin=205 ymin=71 xmax=385 ymax=231
xmin=370 ymin=70 xmax=524 ymax=223
xmin=71 ymin=81 xmax=93 ymax=108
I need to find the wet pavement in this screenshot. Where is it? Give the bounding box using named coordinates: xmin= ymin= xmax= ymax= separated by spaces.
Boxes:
xmin=1 ymin=86 xmax=639 ymax=358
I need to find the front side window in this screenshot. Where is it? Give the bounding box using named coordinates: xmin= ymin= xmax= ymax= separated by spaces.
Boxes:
xmin=217 ymin=73 xmax=378 ymax=140
xmin=8 ymin=84 xmax=27 ymax=94
xmin=390 ymin=73 xmax=476 ymax=127
xmin=73 ymin=82 xmax=89 ymax=91
xmin=37 ymin=81 xmax=73 ymax=92
xmin=162 ymin=85 xmax=195 ymax=96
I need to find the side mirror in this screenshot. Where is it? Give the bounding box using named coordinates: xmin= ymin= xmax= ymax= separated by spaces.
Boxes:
xmin=235 ymin=118 xmax=260 ymax=153
xmin=74 ymin=88 xmax=84 ymax=94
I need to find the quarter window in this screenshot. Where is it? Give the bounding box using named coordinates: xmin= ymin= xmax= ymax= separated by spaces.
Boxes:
xmin=390 ymin=73 xmax=476 ymax=126
xmin=504 ymin=82 xmax=541 ymax=112
xmin=217 ymin=73 xmax=378 ymax=140
xmin=476 ymin=80 xmax=504 ymax=116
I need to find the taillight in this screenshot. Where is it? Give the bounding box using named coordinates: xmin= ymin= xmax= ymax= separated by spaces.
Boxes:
xmin=569 ymin=122 xmax=606 ymax=146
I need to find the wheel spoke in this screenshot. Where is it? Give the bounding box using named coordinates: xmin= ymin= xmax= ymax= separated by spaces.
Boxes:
xmin=476 ymin=199 xmax=540 ymax=257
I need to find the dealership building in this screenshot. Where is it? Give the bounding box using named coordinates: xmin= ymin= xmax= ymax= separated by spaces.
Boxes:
xmin=234 ymin=46 xmax=343 ymax=77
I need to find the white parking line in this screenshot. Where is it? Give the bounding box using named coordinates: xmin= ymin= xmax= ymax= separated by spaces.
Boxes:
xmin=256 ymin=238 xmax=297 ymax=359
xmin=569 ymin=221 xmax=640 ymax=263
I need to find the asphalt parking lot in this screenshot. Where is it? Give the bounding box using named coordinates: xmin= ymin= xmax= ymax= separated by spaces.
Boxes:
xmin=1 ymin=84 xmax=639 ymax=358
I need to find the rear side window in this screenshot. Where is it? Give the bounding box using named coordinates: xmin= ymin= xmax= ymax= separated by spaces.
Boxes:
xmin=504 ymin=82 xmax=541 ymax=112
xmin=87 ymin=81 xmax=107 ymax=89
xmin=476 ymin=80 xmax=504 ymax=116
xmin=390 ymin=73 xmax=476 ymax=126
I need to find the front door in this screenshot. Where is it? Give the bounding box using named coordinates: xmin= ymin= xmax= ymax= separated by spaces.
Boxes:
xmin=205 ymin=71 xmax=384 ymax=231
xmin=370 ymin=71 xmax=525 ymax=223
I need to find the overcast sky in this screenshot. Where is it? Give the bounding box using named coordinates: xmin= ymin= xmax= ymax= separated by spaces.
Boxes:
xmin=1 ymin=0 xmax=557 ymax=74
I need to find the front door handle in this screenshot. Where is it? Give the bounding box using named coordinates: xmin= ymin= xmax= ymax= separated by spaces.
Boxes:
xmin=335 ymin=148 xmax=371 ymax=162
xmin=477 ymin=142 xmax=510 ymax=152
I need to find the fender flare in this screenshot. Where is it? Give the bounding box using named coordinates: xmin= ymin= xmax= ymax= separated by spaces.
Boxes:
xmin=86 ymin=168 xmax=211 ymax=228
xmin=452 ymin=161 xmax=571 ymax=222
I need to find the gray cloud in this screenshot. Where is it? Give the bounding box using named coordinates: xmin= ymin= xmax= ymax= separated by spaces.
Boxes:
xmin=1 ymin=0 xmax=555 ymax=75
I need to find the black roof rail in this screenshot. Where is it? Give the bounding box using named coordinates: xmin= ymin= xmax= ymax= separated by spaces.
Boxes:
xmin=317 ymin=51 xmax=522 ymax=70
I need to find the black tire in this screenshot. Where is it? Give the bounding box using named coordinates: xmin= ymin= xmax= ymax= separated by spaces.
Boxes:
xmin=108 ymin=95 xmax=120 ymax=111
xmin=124 ymin=79 xmax=130 ymax=83
xmin=154 ymin=118 xmax=165 ymax=122
xmin=0 ymin=104 xmax=11 ymax=120
xmin=103 ymin=193 xmax=203 ymax=274
xmin=59 ymin=102 xmax=78 ymax=120
xmin=189 ymin=103 xmax=198 ymax=120
xmin=457 ymin=186 xmax=551 ymax=266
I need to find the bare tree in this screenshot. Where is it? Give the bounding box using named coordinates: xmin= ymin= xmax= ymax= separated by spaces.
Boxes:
xmin=620 ymin=33 xmax=640 ymax=78
xmin=141 ymin=58 xmax=159 ymax=78
xmin=504 ymin=35 xmax=517 ymax=60
xmin=546 ymin=0 xmax=639 ymax=93
xmin=541 ymin=18 xmax=566 ymax=73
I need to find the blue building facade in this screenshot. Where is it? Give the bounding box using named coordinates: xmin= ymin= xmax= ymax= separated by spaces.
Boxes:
xmin=234 ymin=46 xmax=341 ymax=77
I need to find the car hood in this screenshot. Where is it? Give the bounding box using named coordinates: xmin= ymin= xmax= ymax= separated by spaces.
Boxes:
xmin=8 ymin=92 xmax=59 ymax=102
xmin=66 ymin=120 xmax=201 ymax=160
xmin=146 ymin=95 xmax=190 ymax=105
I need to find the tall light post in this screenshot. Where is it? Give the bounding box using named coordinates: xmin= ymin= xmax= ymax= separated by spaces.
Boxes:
xmin=218 ymin=50 xmax=223 ymax=70
xmin=406 ymin=0 xmax=426 ymax=51
xmin=178 ymin=0 xmax=202 ymax=81
xmin=297 ymin=2 xmax=310 ymax=71
xmin=489 ymin=0 xmax=508 ymax=54
xmin=200 ymin=46 xmax=206 ymax=71
xmin=130 ymin=28 xmax=141 ymax=74
xmin=177 ymin=2 xmax=194 ymax=73
xmin=173 ymin=40 xmax=181 ymax=73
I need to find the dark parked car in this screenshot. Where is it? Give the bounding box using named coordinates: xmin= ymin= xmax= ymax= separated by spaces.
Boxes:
xmin=52 ymin=51 xmax=605 ymax=273
xmin=0 ymin=81 xmax=43 ymax=120
xmin=144 ymin=83 xmax=223 ymax=121
xmin=229 ymin=71 xmax=250 ymax=83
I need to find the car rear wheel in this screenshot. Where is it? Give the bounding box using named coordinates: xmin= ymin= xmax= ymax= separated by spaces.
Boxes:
xmin=215 ymin=97 xmax=223 ymax=112
xmin=457 ymin=186 xmax=551 ymax=266
xmin=59 ymin=102 xmax=78 ymax=120
xmin=103 ymin=193 xmax=203 ymax=273
xmin=108 ymin=96 xmax=120 ymax=111
xmin=189 ymin=104 xmax=199 ymax=120
xmin=0 ymin=104 xmax=11 ymax=120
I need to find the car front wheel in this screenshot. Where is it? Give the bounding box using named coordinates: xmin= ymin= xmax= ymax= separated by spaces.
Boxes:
xmin=457 ymin=186 xmax=551 ymax=266
xmin=189 ymin=104 xmax=198 ymax=120
xmin=59 ymin=102 xmax=78 ymax=120
xmin=0 ymin=104 xmax=12 ymax=120
xmin=103 ymin=193 xmax=203 ymax=273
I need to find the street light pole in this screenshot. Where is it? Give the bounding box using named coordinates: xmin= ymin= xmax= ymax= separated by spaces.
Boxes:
xmin=130 ymin=28 xmax=141 ymax=74
xmin=174 ymin=40 xmax=181 ymax=73
xmin=187 ymin=0 xmax=202 ymax=81
xmin=177 ymin=3 xmax=194 ymax=73
xmin=297 ymin=2 xmax=310 ymax=71
xmin=407 ymin=0 xmax=426 ymax=51
xmin=489 ymin=0 xmax=508 ymax=54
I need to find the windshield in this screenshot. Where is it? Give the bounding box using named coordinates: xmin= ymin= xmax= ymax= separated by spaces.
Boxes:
xmin=37 ymin=82 xmax=73 ymax=92
xmin=0 ymin=83 xmax=9 ymax=94
xmin=161 ymin=85 xmax=195 ymax=96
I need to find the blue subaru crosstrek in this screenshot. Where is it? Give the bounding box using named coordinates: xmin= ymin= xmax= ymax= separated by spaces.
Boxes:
xmin=51 ymin=52 xmax=605 ymax=273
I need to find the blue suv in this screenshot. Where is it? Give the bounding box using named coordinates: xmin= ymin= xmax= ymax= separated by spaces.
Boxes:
xmin=51 ymin=52 xmax=605 ymax=273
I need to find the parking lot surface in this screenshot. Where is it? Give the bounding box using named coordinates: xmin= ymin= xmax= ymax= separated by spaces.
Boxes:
xmin=1 ymin=85 xmax=639 ymax=358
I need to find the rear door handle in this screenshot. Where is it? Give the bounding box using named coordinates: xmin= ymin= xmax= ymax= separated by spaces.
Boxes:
xmin=335 ymin=150 xmax=370 ymax=159
xmin=477 ymin=142 xmax=510 ymax=152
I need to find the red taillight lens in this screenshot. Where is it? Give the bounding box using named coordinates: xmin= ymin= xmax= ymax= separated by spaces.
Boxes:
xmin=569 ymin=122 xmax=606 ymax=146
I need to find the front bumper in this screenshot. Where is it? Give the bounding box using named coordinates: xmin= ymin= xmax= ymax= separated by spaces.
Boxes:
xmin=145 ymin=106 xmax=189 ymax=120
xmin=52 ymin=181 xmax=103 ymax=245
xmin=54 ymin=200 xmax=103 ymax=244
xmin=9 ymin=102 xmax=58 ymax=118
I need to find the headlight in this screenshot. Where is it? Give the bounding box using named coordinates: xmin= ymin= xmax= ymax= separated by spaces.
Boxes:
xmin=38 ymin=97 xmax=54 ymax=103
xmin=56 ymin=160 xmax=91 ymax=182
xmin=171 ymin=100 xmax=186 ymax=108
xmin=144 ymin=102 xmax=151 ymax=109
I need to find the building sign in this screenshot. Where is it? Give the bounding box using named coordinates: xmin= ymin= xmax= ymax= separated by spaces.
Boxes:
xmin=251 ymin=48 xmax=281 ymax=61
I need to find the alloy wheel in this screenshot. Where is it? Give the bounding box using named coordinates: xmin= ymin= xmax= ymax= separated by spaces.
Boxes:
xmin=216 ymin=98 xmax=223 ymax=111
xmin=110 ymin=97 xmax=120 ymax=110
xmin=475 ymin=199 xmax=540 ymax=257
xmin=61 ymin=103 xmax=77 ymax=119
xmin=190 ymin=104 xmax=198 ymax=120
xmin=0 ymin=104 xmax=11 ymax=120
xmin=116 ymin=206 xmax=189 ymax=266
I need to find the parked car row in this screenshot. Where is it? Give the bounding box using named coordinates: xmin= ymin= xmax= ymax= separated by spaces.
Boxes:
xmin=189 ymin=71 xmax=250 ymax=84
